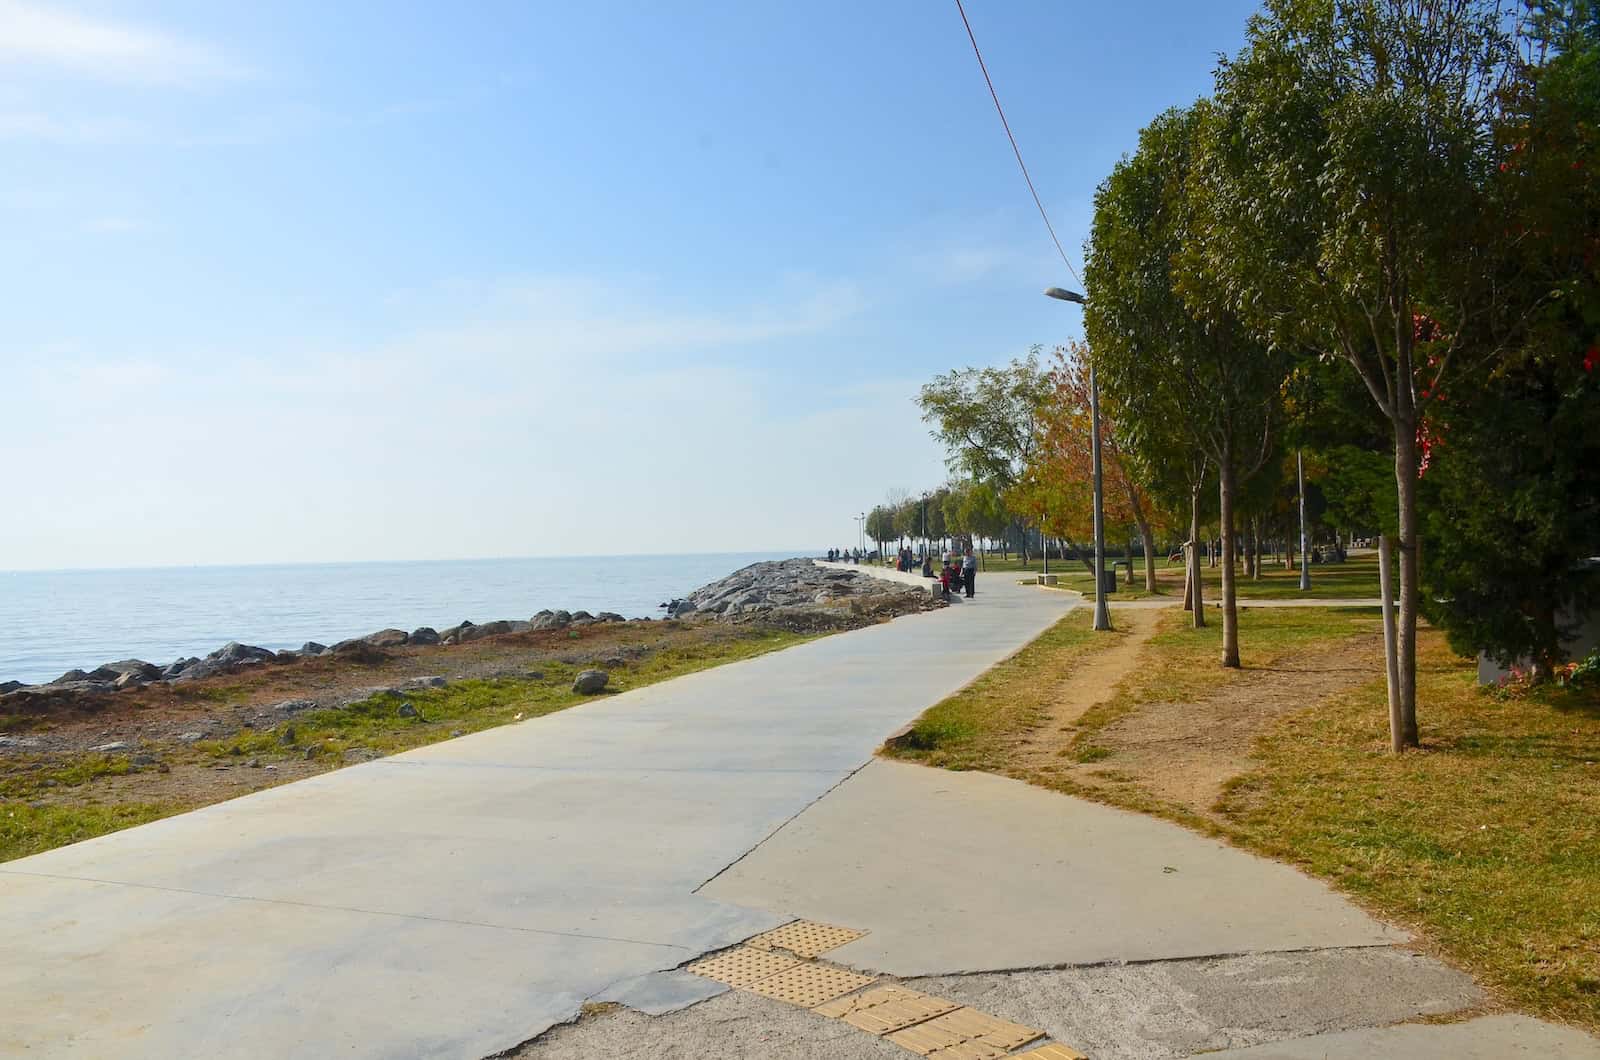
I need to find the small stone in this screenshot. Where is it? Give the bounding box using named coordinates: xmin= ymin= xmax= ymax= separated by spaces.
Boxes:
xmin=449 ymin=729 xmax=463 ymax=738
xmin=304 ymin=746 xmax=318 ymax=760
xmin=249 ymin=758 xmax=262 ymax=769
xmin=279 ymin=726 xmax=296 ymax=745
xmin=524 ymin=670 xmax=545 ymax=680
xmin=92 ymin=741 xmax=127 ymax=753
xmin=177 ymin=731 xmax=205 ymax=743
xmin=264 ymin=765 xmax=278 ymax=771
xmin=131 ymin=753 xmax=157 ymax=766
xmin=397 ymin=702 xmax=420 ymax=719
xmin=405 ymin=676 xmax=447 ymax=689
xmin=572 ymin=670 xmax=610 ymax=695
xmin=157 ymin=762 xmax=171 ymax=774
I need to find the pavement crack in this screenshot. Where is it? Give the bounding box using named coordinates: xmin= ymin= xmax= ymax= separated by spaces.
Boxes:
xmin=691 ymin=758 xmax=874 ymax=894
xmin=888 ymin=942 xmax=1410 ymax=979
xmin=0 ymin=866 xmax=692 ymax=952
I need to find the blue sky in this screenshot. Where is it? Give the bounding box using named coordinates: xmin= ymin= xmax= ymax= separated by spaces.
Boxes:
xmin=1 ymin=0 xmax=1259 ymax=569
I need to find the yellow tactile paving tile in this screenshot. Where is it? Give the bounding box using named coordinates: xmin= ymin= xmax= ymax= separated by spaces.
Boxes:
xmin=886 ymin=1006 xmax=1044 ymax=1057
xmin=813 ymin=984 xmax=962 ymax=1035
xmin=684 ymin=946 xmax=801 ymax=988
xmin=746 ymin=962 xmax=876 ymax=1008
xmin=746 ymin=919 xmax=867 ymax=958
xmin=1014 ymin=1043 xmax=1090 ymax=1060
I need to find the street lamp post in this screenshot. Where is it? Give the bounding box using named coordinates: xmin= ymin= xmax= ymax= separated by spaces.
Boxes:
xmin=1045 ymin=287 xmax=1111 ymax=632
xmin=856 ymin=512 xmax=866 ymax=558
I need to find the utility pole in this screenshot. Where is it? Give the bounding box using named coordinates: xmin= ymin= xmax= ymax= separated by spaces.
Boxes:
xmin=1088 ymin=358 xmax=1111 ymax=631
xmin=1045 ymin=286 xmax=1111 ymax=632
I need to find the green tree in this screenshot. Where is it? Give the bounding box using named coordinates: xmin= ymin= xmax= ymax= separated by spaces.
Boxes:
xmin=1086 ymin=103 xmax=1288 ymax=663
xmin=865 ymin=505 xmax=897 ymax=558
xmin=917 ymin=354 xmax=1052 ymax=561
xmin=1194 ymin=0 xmax=1521 ymax=745
xmin=944 ymin=479 xmax=1009 ymax=561
xmin=1421 ymin=2 xmax=1600 ymax=675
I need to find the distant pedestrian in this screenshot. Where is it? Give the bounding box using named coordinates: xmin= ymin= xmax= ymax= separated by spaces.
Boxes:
xmin=963 ymin=547 xmax=977 ymax=598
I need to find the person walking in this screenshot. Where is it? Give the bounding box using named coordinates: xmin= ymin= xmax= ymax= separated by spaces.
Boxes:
xmin=962 ymin=547 xmax=977 ymax=598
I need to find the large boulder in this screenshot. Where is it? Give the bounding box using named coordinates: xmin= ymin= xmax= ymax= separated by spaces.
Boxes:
xmin=209 ymin=642 xmax=275 ymax=664
xmin=300 ymin=642 xmax=328 ymax=656
xmin=0 ymin=681 xmax=28 ymax=694
xmin=572 ymin=669 xmax=609 ymax=695
xmin=364 ymin=629 xmax=410 ymax=648
xmin=408 ymin=627 xmax=440 ymax=646
xmin=328 ymin=639 xmax=389 ymax=664
xmin=457 ymin=620 xmax=513 ymax=643
xmin=438 ymin=620 xmax=475 ymax=643
xmin=531 ymin=610 xmax=572 ymax=630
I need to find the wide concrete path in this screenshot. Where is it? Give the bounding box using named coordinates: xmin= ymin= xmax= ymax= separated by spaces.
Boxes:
xmin=0 ymin=568 xmax=1073 ymax=1058
xmin=700 ymin=758 xmax=1405 ymax=975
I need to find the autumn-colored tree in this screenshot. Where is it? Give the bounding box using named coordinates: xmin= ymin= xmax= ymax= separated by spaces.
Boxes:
xmin=1027 ymin=342 xmax=1167 ymax=590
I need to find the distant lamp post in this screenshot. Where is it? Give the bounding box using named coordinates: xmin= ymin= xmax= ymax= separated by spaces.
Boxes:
xmin=855 ymin=511 xmax=866 ymax=557
xmin=1045 ymin=286 xmax=1111 ymax=632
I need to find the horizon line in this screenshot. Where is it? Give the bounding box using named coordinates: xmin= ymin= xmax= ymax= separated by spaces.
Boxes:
xmin=0 ymin=547 xmax=819 ymax=577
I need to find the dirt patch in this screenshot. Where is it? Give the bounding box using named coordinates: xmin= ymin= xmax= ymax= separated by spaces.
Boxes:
xmin=1010 ymin=609 xmax=1163 ymax=774
xmin=1068 ymin=629 xmax=1387 ymax=818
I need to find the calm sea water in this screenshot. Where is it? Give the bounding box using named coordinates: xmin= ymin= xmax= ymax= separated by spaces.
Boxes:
xmin=0 ymin=552 xmax=799 ymax=686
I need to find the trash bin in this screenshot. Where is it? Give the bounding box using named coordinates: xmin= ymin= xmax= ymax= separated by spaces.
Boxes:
xmin=1098 ymin=569 xmax=1119 ymax=595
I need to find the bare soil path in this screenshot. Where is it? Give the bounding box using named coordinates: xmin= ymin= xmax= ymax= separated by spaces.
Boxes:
xmin=1081 ymin=629 xmax=1386 ymax=818
xmin=1011 ymin=608 xmax=1163 ymax=774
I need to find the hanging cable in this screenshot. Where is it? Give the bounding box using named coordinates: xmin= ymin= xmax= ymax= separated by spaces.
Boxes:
xmin=953 ymin=0 xmax=1084 ymax=290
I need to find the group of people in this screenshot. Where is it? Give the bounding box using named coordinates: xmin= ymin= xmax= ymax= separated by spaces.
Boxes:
xmin=891 ymin=546 xmax=977 ymax=599
xmin=826 ymin=547 xmax=862 ymax=564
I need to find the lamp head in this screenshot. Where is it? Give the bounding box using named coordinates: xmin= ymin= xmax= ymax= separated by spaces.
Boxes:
xmin=1044 ymin=287 xmax=1086 ymax=305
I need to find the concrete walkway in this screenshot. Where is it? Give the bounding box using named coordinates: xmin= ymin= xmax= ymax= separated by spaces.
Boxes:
xmin=7 ymin=566 xmax=1598 ymax=1058
xmin=701 ymin=758 xmax=1405 ymax=974
xmin=0 ymin=567 xmax=1074 ymax=1058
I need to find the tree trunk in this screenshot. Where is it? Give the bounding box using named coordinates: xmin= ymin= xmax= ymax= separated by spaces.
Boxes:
xmin=1252 ymin=518 xmax=1263 ymax=580
xmin=1219 ymin=453 xmax=1240 ymax=668
xmin=1393 ymin=414 xmax=1421 ymax=748
xmin=1141 ymin=524 xmax=1157 ymax=592
xmin=1379 ymin=533 xmax=1403 ymax=752
xmin=1189 ymin=487 xmax=1206 ymax=628
xmin=1298 ymin=449 xmax=1312 ymax=592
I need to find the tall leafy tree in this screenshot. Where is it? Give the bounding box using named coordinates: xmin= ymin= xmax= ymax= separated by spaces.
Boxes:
xmin=1192 ymin=0 xmax=1521 ymax=745
xmin=917 ymin=354 xmax=1053 ymax=561
xmin=1422 ymin=0 xmax=1600 ymax=675
xmin=1086 ymin=104 xmax=1287 ymax=664
xmin=1035 ymin=342 xmax=1168 ymax=589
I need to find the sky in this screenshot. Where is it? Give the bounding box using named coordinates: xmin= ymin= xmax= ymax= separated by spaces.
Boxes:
xmin=0 ymin=0 xmax=1261 ymax=570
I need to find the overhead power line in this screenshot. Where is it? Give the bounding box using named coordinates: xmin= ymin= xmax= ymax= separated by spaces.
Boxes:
xmin=953 ymin=0 xmax=1085 ymax=291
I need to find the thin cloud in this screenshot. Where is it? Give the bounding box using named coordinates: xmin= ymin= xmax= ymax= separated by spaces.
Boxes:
xmin=0 ymin=0 xmax=244 ymax=83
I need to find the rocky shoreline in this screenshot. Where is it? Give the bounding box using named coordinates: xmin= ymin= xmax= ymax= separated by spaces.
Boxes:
xmin=1 ymin=558 xmax=937 ymax=706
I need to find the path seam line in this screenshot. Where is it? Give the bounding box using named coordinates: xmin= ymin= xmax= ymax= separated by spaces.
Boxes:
xmin=0 ymin=867 xmax=691 ymax=951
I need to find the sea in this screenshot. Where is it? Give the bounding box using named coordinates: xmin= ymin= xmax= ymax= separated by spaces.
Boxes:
xmin=0 ymin=552 xmax=800 ymax=686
